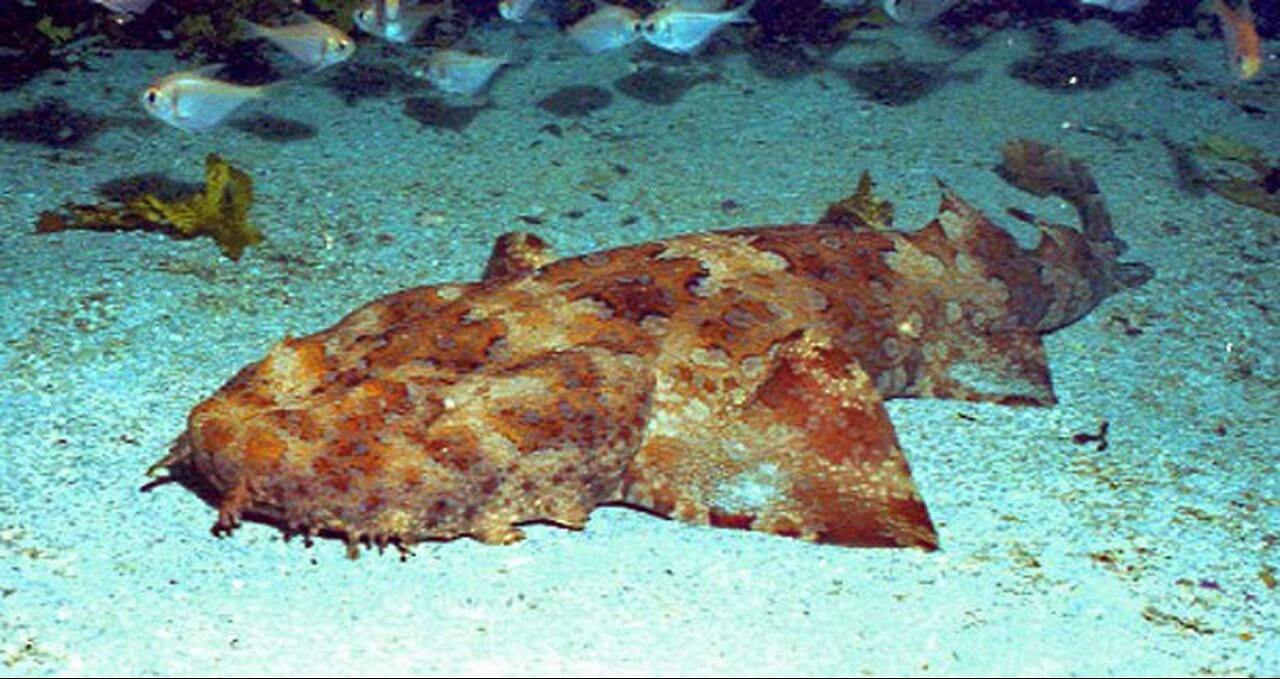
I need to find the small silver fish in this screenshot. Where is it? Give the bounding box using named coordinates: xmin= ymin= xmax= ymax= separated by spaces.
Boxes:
xmin=821 ymin=0 xmax=871 ymax=9
xmin=353 ymin=0 xmax=449 ymax=44
xmin=140 ymin=66 xmax=269 ymax=132
xmin=881 ymin=0 xmax=959 ymax=24
xmin=91 ymin=0 xmax=157 ymax=16
xmin=498 ymin=0 xmax=539 ymax=22
xmin=416 ymin=50 xmax=509 ymax=96
xmin=640 ymin=1 xmax=753 ymax=55
xmin=1076 ymin=0 xmax=1147 ymax=12
xmin=566 ymin=4 xmax=642 ymax=54
xmin=658 ymin=0 xmax=728 ymax=10
xmin=241 ymin=15 xmax=356 ymax=70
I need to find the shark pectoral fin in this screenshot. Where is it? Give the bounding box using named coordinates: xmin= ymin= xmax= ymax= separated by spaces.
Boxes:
xmin=483 ymin=231 xmax=556 ymax=281
xmin=624 ymin=330 xmax=938 ymax=549
xmin=915 ymin=326 xmax=1057 ymax=406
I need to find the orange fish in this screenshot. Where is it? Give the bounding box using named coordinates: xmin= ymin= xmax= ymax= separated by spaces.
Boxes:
xmin=1209 ymin=0 xmax=1263 ymax=79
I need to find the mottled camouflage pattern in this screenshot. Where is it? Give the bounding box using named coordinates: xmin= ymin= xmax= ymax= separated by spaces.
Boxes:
xmin=152 ymin=184 xmax=1149 ymax=554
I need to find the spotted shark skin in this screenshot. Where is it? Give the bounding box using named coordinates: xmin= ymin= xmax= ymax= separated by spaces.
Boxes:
xmin=150 ymin=181 xmax=1150 ymax=554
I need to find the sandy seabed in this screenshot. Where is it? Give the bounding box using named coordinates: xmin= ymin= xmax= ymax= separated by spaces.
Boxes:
xmin=0 ymin=15 xmax=1276 ymax=677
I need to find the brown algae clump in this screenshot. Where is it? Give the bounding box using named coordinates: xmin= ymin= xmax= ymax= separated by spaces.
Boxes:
xmin=37 ymin=154 xmax=263 ymax=261
xmin=820 ymin=171 xmax=895 ymax=231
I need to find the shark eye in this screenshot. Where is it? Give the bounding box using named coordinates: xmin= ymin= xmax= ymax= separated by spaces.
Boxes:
xmin=144 ymin=89 xmax=159 ymax=104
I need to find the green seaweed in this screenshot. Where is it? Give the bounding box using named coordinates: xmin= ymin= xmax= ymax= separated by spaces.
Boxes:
xmin=309 ymin=0 xmax=363 ymax=29
xmin=1196 ymin=134 xmax=1269 ymax=174
xmin=34 ymin=16 xmax=73 ymax=46
xmin=36 ymin=154 xmax=264 ymax=261
xmin=172 ymin=14 xmax=222 ymax=57
xmin=1207 ymin=175 xmax=1280 ymax=217
xmin=171 ymin=0 xmax=297 ymax=57
xmin=1192 ymin=134 xmax=1280 ymax=217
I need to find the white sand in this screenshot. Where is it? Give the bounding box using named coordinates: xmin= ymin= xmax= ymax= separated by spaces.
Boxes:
xmin=0 ymin=17 xmax=1275 ymax=677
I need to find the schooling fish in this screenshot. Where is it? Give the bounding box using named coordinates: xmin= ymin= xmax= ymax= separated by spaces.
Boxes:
xmin=415 ymin=50 xmax=509 ymax=96
xmin=353 ymin=0 xmax=449 ymax=44
xmin=240 ymin=15 xmax=356 ymax=71
xmin=657 ymin=0 xmax=728 ymax=10
xmin=498 ymin=0 xmax=539 ymax=22
xmin=91 ymin=0 xmax=157 ymax=16
xmin=566 ymin=4 xmax=642 ymax=54
xmin=1209 ymin=0 xmax=1263 ymax=80
xmin=140 ymin=66 xmax=269 ymax=132
xmin=1076 ymin=0 xmax=1148 ymax=12
xmin=640 ymin=1 xmax=754 ymax=55
xmin=881 ymin=0 xmax=959 ymax=24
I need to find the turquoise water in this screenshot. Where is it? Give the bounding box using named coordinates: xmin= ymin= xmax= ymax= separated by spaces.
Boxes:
xmin=1 ymin=2 xmax=1276 ymax=676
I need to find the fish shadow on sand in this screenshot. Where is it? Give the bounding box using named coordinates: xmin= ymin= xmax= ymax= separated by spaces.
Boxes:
xmin=744 ymin=39 xmax=832 ymax=82
xmin=230 ymin=114 xmax=317 ymax=142
xmin=837 ymin=58 xmax=980 ymax=107
xmin=0 ymin=49 xmax=61 ymax=92
xmin=536 ymin=85 xmax=613 ymax=117
xmin=403 ymin=95 xmax=493 ymax=133
xmin=1009 ymin=46 xmax=1138 ymax=92
xmin=94 ymin=172 xmax=204 ymax=203
xmin=322 ymin=62 xmax=420 ymax=106
xmin=613 ymin=66 xmax=721 ymax=106
xmin=0 ymin=98 xmax=109 ymax=149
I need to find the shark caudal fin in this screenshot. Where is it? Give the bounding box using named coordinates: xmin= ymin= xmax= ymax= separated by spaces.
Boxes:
xmin=996 ymin=139 xmax=1153 ymax=332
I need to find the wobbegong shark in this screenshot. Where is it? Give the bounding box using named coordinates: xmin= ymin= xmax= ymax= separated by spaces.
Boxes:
xmin=148 ymin=141 xmax=1151 ymax=556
